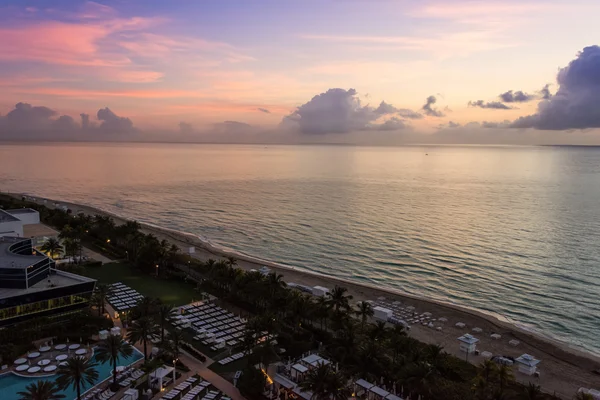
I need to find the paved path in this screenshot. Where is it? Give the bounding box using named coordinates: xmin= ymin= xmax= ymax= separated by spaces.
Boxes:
xmin=82 ymin=246 xmax=113 ymax=264
xmin=106 ymin=304 xmax=246 ymax=400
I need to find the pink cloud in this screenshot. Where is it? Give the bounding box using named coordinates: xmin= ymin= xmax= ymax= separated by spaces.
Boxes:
xmin=0 ymin=21 xmax=130 ymax=66
xmin=5 ymin=87 xmax=202 ymax=99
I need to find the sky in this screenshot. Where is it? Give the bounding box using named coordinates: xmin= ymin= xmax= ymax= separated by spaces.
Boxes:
xmin=1 ymin=0 xmax=600 ymax=145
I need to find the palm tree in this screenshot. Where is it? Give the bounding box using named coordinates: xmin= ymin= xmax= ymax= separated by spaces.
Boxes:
xmin=17 ymin=380 xmax=65 ymax=400
xmin=62 ymin=238 xmax=81 ymax=263
xmin=370 ymin=321 xmax=390 ymax=343
xmin=158 ymin=304 xmax=175 ymax=343
xmin=405 ymin=361 xmax=435 ymax=399
xmin=299 ymin=363 xmax=349 ymax=400
xmin=495 ymin=364 xmax=514 ymax=395
xmin=160 ymin=329 xmax=184 ymax=363
xmin=519 ymin=382 xmax=542 ymax=400
xmin=56 ymin=357 xmax=99 ymax=400
xmin=266 ymin=272 xmax=286 ymax=302
xmin=95 ymin=335 xmax=133 ymax=391
xmin=478 ymin=359 xmax=498 ymax=385
xmin=326 ymin=286 xmax=353 ymax=313
xmin=127 ymin=316 xmax=158 ymax=361
xmin=135 ymin=297 xmax=159 ymax=318
xmin=40 ymin=238 xmax=63 ymax=259
xmin=93 ymin=284 xmax=111 ymax=315
xmin=354 ymin=301 xmax=374 ymax=328
xmin=299 ymin=363 xmax=334 ymax=400
xmin=225 ymin=256 xmax=238 ymax=268
xmin=167 ymin=244 xmax=180 ymax=266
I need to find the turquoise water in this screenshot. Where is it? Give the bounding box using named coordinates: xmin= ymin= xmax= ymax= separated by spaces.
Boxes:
xmin=0 ymin=348 xmax=143 ymax=400
xmin=0 ymin=143 xmax=599 ymax=355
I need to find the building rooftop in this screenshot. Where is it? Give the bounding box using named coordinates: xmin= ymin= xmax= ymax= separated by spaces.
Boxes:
xmin=23 ymin=224 xmax=58 ymax=239
xmin=458 ymin=333 xmax=480 ymax=344
xmin=6 ymin=208 xmax=38 ymax=215
xmin=0 ymin=269 xmax=96 ymax=299
xmin=0 ymin=209 xmax=20 ymax=223
xmin=0 ymin=237 xmax=47 ymax=269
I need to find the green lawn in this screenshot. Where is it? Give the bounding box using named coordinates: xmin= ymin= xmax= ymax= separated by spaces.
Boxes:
xmin=84 ymin=262 xmax=201 ymax=306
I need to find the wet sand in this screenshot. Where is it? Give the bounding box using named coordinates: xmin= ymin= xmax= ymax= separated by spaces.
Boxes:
xmin=18 ymin=194 xmax=600 ymax=398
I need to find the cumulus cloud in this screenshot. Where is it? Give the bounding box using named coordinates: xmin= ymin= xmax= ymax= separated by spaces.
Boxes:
xmin=397 ymin=109 xmax=423 ymax=119
xmin=539 ymin=84 xmax=552 ymax=100
xmin=374 ymin=117 xmax=407 ymax=131
xmin=80 ymin=113 xmax=90 ymax=130
xmin=0 ymin=102 xmax=137 ymax=140
xmin=438 ymin=121 xmax=461 ymax=129
xmin=511 ymin=45 xmax=600 ymax=130
xmin=468 ymin=100 xmax=513 ymax=110
xmin=0 ymin=102 xmax=68 ymax=139
xmin=422 ymin=95 xmax=444 ymax=117
xmin=499 ymin=90 xmax=535 ymax=103
xmin=482 ymin=120 xmax=511 ymax=129
xmin=97 ymin=107 xmax=135 ymax=133
xmin=179 ymin=122 xmax=193 ymax=134
xmin=282 ymin=88 xmax=408 ymax=134
xmin=257 ymin=108 xmax=271 ymax=114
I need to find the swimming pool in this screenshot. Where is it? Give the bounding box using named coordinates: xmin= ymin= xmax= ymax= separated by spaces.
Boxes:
xmin=0 ymin=348 xmax=144 ymax=400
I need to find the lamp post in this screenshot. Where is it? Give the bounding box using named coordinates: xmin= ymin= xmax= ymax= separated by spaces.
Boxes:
xmin=155 ymin=264 xmax=159 ymax=278
xmin=188 ymin=260 xmax=191 ymax=275
xmin=125 ymin=250 xmax=128 ymax=261
xmin=173 ymin=358 xmax=177 ymax=384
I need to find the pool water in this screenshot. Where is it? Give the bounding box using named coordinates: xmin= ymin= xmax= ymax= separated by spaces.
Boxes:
xmin=0 ymin=348 xmax=144 ymax=400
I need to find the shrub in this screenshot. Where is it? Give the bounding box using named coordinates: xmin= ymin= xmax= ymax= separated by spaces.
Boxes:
xmin=181 ymin=342 xmax=206 ymax=363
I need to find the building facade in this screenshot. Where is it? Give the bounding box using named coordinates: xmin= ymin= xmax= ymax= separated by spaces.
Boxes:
xmin=0 ymin=237 xmax=96 ymax=327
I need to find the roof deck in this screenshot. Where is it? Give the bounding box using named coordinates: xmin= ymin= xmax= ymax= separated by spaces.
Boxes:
xmin=0 ymin=268 xmax=96 ymax=299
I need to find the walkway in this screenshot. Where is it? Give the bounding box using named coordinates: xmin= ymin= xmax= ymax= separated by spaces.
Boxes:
xmin=106 ymin=304 xmax=246 ymax=400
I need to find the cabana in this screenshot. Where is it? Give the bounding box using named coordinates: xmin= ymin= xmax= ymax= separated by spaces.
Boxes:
xmin=291 ymin=388 xmax=313 ymax=400
xmin=290 ymin=363 xmax=309 ymax=381
xmin=300 ymin=354 xmax=330 ymax=369
xmin=368 ymin=386 xmax=390 ymax=400
xmin=385 ymin=394 xmax=404 ymax=400
xmin=355 ymin=379 xmax=375 ymax=398
xmin=515 ymin=354 xmax=540 ymax=376
xmin=373 ymin=306 xmax=393 ymax=322
xmin=149 ymin=366 xmax=174 ymax=391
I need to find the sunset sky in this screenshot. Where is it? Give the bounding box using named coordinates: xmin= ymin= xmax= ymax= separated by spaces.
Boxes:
xmin=1 ymin=0 xmax=600 ymax=144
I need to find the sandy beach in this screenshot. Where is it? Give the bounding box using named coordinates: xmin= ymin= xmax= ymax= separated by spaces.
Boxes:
xmin=17 ymin=194 xmax=600 ymax=398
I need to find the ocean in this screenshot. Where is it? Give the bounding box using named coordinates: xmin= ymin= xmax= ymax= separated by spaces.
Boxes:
xmin=1 ymin=143 xmax=599 ymax=355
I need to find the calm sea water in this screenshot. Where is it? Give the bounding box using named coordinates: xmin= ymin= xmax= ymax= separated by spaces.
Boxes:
xmin=1 ymin=143 xmax=599 ymax=354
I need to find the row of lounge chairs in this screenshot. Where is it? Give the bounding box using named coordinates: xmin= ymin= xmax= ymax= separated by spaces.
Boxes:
xmin=118 ymin=368 xmax=145 ymax=387
xmin=107 ymin=283 xmax=144 ymax=312
xmin=82 ymin=388 xmax=116 ymax=400
xmin=175 ymin=302 xmax=247 ymax=349
xmin=162 ymin=376 xmax=221 ymax=400
xmin=217 ymin=350 xmax=249 ymax=365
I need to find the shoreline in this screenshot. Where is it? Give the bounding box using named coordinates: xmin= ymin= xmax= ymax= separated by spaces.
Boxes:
xmin=13 ymin=193 xmax=600 ymax=397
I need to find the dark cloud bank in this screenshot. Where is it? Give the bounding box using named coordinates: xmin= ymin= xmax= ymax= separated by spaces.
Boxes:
xmin=0 ymin=103 xmax=136 ymax=140
xmin=511 ymin=45 xmax=600 ymax=130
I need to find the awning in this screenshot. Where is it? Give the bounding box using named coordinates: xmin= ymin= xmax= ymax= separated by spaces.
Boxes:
xmin=274 ymin=374 xmax=296 ymax=389
xmin=356 ymin=379 xmax=375 ymax=390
